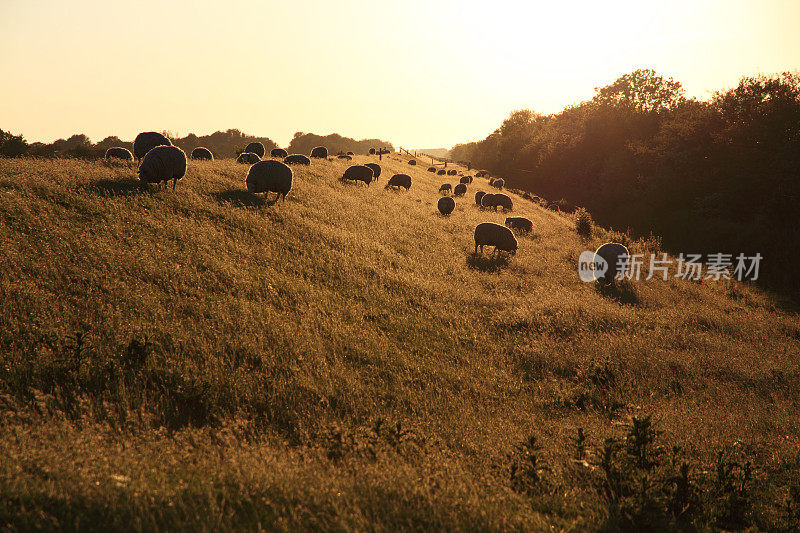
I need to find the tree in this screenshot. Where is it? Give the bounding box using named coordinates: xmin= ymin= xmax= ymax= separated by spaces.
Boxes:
xmin=0 ymin=129 xmax=29 ymax=157
xmin=593 ymin=69 xmax=685 ymax=113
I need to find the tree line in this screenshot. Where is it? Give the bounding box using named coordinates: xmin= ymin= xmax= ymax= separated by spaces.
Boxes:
xmin=450 ymin=69 xmax=800 ymax=300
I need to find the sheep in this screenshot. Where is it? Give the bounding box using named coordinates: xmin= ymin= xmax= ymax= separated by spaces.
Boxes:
xmin=284 ymin=154 xmax=311 ymax=165
xmin=480 ymin=193 xmax=495 ymax=209
xmin=474 ymin=222 xmax=518 ymax=256
xmin=437 ymin=169 xmax=446 ymax=175
xmin=439 ymin=183 xmax=453 ymax=195
xmin=475 ymin=191 xmax=486 ymax=206
xmin=459 ymin=176 xmax=472 ymax=185
xmin=454 ymin=183 xmax=467 ymax=197
xmin=386 ymin=174 xmax=411 ymax=190
xmin=137 ymin=145 xmax=187 ymax=190
xmin=190 ymin=147 xmax=213 ymax=160
xmin=341 ymin=165 xmax=374 ymax=186
xmin=346 ymin=151 xmax=354 ymax=156
xmin=338 ymin=154 xmax=352 ymax=160
xmin=408 ymin=160 xmax=417 ymax=165
xmin=310 ymin=146 xmax=328 ymax=158
xmin=105 ymin=147 xmax=133 ymax=161
xmin=593 ymin=243 xmax=630 ymax=285
xmin=447 ymin=169 xmax=457 ymax=175
xmin=475 ymin=170 xmax=487 ymax=177
xmin=505 ymin=217 xmax=532 ymax=233
xmin=364 ymin=163 xmax=381 ymax=181
xmin=245 ymin=142 xmax=266 ymax=158
xmin=271 ymin=148 xmax=288 ymax=158
xmin=546 ymin=202 xmax=560 ymax=212
xmin=237 ymin=152 xmax=261 ymax=164
xmin=494 ymin=193 xmax=513 ymax=211
xmin=438 ymin=196 xmax=455 ymax=215
xmin=427 ymin=166 xmax=436 ymax=173
xmin=491 ymin=178 xmax=505 ymax=189
xmin=246 ymin=160 xmax=293 ymax=201
xmin=369 ymin=148 xmax=376 ymax=155
xmin=133 ymin=131 xmax=171 ymax=160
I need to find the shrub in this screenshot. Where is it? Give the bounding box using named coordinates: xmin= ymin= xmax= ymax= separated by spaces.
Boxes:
xmin=575 ymin=208 xmax=592 ymax=237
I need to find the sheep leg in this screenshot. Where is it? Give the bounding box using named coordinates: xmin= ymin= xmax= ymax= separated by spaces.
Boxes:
xmin=172 ymin=178 xmax=177 ymax=191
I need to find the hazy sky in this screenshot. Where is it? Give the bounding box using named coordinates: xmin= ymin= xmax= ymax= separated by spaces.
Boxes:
xmin=2 ymin=0 xmax=799 ymax=148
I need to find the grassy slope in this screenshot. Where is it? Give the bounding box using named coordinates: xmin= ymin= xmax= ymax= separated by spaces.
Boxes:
xmin=0 ymin=153 xmax=799 ymax=530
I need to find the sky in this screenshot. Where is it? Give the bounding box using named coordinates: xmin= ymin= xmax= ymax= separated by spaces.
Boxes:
xmin=1 ymin=0 xmax=799 ymax=149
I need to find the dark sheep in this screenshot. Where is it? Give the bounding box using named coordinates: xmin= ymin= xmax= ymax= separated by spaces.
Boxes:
xmin=246 ymin=160 xmax=293 ymax=201
xmin=546 ymin=202 xmax=560 ymax=212
xmin=437 ymin=169 xmax=446 ymax=175
xmin=245 ymin=142 xmax=266 ymax=158
xmin=105 ymin=147 xmax=133 ymax=161
xmin=341 ymin=165 xmax=374 ymax=186
xmin=237 ymin=152 xmax=261 ymax=164
xmin=338 ymin=154 xmax=352 ymax=160
xmin=475 ymin=191 xmax=486 ymax=206
xmin=480 ymin=193 xmax=495 ymax=209
xmin=346 ymin=151 xmax=354 ymax=156
xmin=439 ymin=183 xmax=453 ymax=195
xmin=137 ymin=145 xmax=187 ymax=190
xmin=447 ymin=169 xmax=457 ymax=176
xmin=310 ymin=146 xmax=328 ymax=158
xmin=364 ymin=163 xmax=381 ymax=180
xmin=271 ymin=148 xmax=288 ymax=158
xmin=594 ymin=243 xmax=630 ymax=285
xmin=474 ymin=223 xmax=518 ymax=255
xmin=385 ymin=174 xmax=411 ymax=190
xmin=475 ymin=170 xmax=487 ymax=177
xmin=284 ymin=154 xmax=311 ymax=165
xmin=408 ymin=160 xmax=417 ymax=166
xmin=491 ymin=178 xmax=505 ymax=189
xmin=505 ymin=217 xmax=532 ymax=233
xmin=190 ymin=147 xmax=213 ymax=160
xmin=459 ymin=176 xmax=472 ymax=185
xmin=369 ymin=148 xmax=376 ymax=155
xmin=133 ymin=131 xmax=171 ymax=160
xmin=454 ymin=183 xmax=467 ymax=197
xmin=490 ymin=193 xmax=513 ymax=212
xmin=438 ymin=196 xmax=455 ymax=215
xmin=427 ymin=166 xmax=436 ymax=172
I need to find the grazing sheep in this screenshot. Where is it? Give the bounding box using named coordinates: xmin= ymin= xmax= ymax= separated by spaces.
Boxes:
xmin=547 ymin=202 xmax=560 ymax=212
xmin=439 ymin=183 xmax=453 ymax=195
xmin=338 ymin=154 xmax=353 ymax=160
xmin=237 ymin=152 xmax=261 ymax=164
xmin=284 ymin=154 xmax=311 ymax=165
xmin=594 ymin=243 xmax=630 ymax=285
xmin=246 ymin=160 xmax=293 ymax=201
xmin=271 ymin=148 xmax=288 ymax=158
xmin=385 ymin=174 xmax=411 ymax=190
xmin=369 ymin=148 xmax=376 ymax=155
xmin=427 ymin=166 xmax=436 ymax=173
xmin=459 ymin=176 xmax=472 ymax=185
xmin=454 ymin=183 xmax=467 ymax=197
xmin=133 ymin=131 xmax=171 ymax=160
xmin=505 ymin=217 xmax=532 ymax=233
xmin=480 ymin=193 xmax=495 ymax=209
xmin=310 ymin=146 xmax=328 ymax=158
xmin=475 ymin=191 xmax=486 ymax=206
xmin=105 ymin=147 xmax=133 ymax=161
xmin=475 ymin=170 xmax=487 ymax=177
xmin=408 ymin=160 xmax=417 ymax=165
xmin=447 ymin=169 xmax=457 ymax=176
xmin=341 ymin=165 xmax=374 ymax=186
xmin=245 ymin=142 xmax=266 ymax=158
xmin=474 ymin=222 xmax=518 ymax=256
xmin=437 ymin=169 xmax=446 ymax=175
xmin=346 ymin=151 xmax=354 ymax=156
xmin=137 ymin=145 xmax=187 ymax=190
xmin=364 ymin=163 xmax=381 ymax=180
xmin=491 ymin=178 xmax=505 ymax=189
xmin=492 ymin=193 xmax=513 ymax=212
xmin=190 ymin=147 xmax=213 ymax=161
xmin=438 ymin=196 xmax=455 ymax=215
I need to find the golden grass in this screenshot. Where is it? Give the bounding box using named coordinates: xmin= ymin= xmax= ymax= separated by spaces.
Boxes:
xmin=0 ymin=154 xmax=798 ymax=529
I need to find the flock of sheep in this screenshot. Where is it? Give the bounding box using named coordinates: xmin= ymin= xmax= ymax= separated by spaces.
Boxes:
xmin=105 ymin=132 xmax=629 ymax=278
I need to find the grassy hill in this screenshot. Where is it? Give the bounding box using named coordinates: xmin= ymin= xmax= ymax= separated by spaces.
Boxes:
xmin=1 ymin=153 xmax=799 ymax=530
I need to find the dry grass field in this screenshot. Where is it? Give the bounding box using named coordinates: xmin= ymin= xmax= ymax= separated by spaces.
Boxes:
xmin=1 ymin=153 xmax=799 ymax=530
